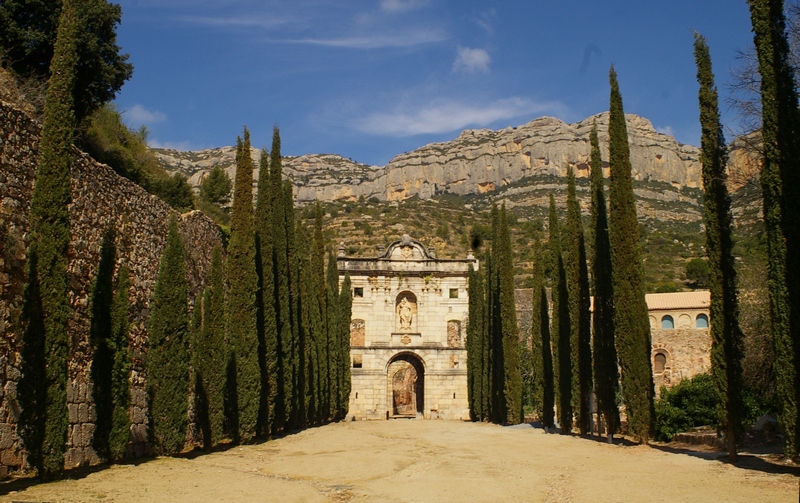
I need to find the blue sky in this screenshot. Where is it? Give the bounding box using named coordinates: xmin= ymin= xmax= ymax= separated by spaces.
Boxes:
xmin=114 ymin=0 xmax=755 ymax=166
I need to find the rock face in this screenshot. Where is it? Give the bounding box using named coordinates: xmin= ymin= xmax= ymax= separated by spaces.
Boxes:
xmin=155 ymin=112 xmax=701 ymax=203
xmin=0 ymin=99 xmax=222 ymax=474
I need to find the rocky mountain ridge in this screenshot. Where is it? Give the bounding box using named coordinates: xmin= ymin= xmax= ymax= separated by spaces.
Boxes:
xmin=154 ymin=112 xmax=702 ymax=203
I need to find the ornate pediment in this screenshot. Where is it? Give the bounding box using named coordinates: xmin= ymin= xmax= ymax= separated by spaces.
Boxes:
xmin=379 ymin=234 xmax=435 ymax=261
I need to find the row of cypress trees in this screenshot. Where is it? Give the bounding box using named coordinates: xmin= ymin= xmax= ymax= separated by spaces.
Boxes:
xmin=466 ymin=204 xmax=523 ymax=425
xmin=147 ymin=126 xmax=353 ymax=456
xmin=524 ymin=68 xmax=654 ymax=442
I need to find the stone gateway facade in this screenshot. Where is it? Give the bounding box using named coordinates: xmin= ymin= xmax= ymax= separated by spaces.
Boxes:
xmin=339 ymin=235 xmax=475 ymax=420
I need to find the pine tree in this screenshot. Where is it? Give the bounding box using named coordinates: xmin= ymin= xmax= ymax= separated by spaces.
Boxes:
xmin=226 ymin=129 xmax=260 ymax=442
xmin=566 ymin=167 xmax=593 ymax=435
xmin=255 ymin=149 xmax=277 ymax=437
xmin=18 ymin=0 xmax=80 ymax=475
xmin=589 ymin=121 xmax=620 ymax=439
xmin=532 ymin=243 xmax=556 ymax=429
xmin=148 ymin=215 xmax=189 ymax=456
xmin=498 ymin=205 xmax=523 ymax=424
xmin=338 ymin=274 xmax=353 ymax=418
xmin=607 ymin=67 xmax=654 ymax=442
xmin=549 ymin=194 xmax=572 ymax=433
xmin=109 ymin=265 xmax=131 ymax=459
xmin=90 ymin=230 xmax=117 ymax=460
xmin=326 ymin=252 xmax=341 ymax=417
xmin=694 ymin=33 xmax=745 ymax=461
xmin=748 ymin=0 xmax=800 ymax=458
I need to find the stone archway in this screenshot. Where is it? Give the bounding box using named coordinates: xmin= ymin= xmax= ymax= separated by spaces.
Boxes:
xmin=387 ymin=353 xmax=424 ymax=417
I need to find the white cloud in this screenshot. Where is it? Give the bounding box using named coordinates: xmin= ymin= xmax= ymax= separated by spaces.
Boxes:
xmin=286 ymin=28 xmax=446 ymax=49
xmin=379 ymin=0 xmax=429 ymax=13
xmin=656 ymin=125 xmax=675 ymax=137
xmin=123 ymin=105 xmax=167 ymax=125
xmin=353 ymin=97 xmax=566 ymax=137
xmin=452 ymin=47 xmax=491 ymax=74
xmin=179 ymin=15 xmax=293 ymax=29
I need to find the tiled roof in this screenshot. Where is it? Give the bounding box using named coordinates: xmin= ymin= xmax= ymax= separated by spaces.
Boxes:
xmin=645 ymin=290 xmax=710 ymax=311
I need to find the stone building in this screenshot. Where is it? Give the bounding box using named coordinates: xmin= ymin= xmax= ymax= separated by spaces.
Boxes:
xmin=339 ymin=235 xmax=475 ymax=420
xmin=647 ymin=291 xmax=711 ymax=392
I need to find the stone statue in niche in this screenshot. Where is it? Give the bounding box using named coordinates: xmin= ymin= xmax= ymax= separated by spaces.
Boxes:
xmin=350 ymin=319 xmax=365 ymax=346
xmin=447 ymin=320 xmax=461 ymax=347
xmin=398 ymin=297 xmax=413 ymax=330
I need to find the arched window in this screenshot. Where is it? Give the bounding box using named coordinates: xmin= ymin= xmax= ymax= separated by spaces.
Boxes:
xmin=661 ymin=315 xmax=674 ymax=329
xmin=654 ymin=352 xmax=667 ymax=373
xmin=696 ymin=313 xmax=709 ymax=329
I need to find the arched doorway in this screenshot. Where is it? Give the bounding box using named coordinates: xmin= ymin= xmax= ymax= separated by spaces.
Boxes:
xmin=387 ymin=353 xmax=424 ymax=417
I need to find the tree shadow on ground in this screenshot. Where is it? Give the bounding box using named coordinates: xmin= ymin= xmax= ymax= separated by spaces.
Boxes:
xmin=649 ymin=443 xmax=800 ymax=476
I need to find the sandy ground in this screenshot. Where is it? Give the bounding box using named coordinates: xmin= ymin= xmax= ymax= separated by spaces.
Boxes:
xmin=1 ymin=420 xmax=797 ymax=503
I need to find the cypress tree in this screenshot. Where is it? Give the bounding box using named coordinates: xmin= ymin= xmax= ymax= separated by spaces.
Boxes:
xmin=549 ymin=194 xmax=572 ymax=433
xmin=748 ymin=0 xmax=800 ymax=458
xmin=467 ymin=264 xmax=485 ymax=421
xmin=498 ymin=205 xmax=523 ymax=424
xmin=196 ymin=246 xmax=226 ymax=445
xmin=694 ymin=33 xmax=745 ymax=461
xmin=255 ymin=149 xmax=278 ymax=437
xmin=90 ymin=230 xmax=117 ymax=461
xmin=589 ymin=121 xmax=620 ymax=439
xmin=532 ymin=243 xmax=555 ymax=430
xmin=19 ymin=0 xmax=80 ymax=475
xmin=226 ymin=129 xmax=260 ymax=442
xmin=607 ymin=67 xmax=654 ymax=442
xmin=269 ymin=127 xmax=293 ymax=432
xmin=148 ymin=215 xmax=189 ymax=456
xmin=487 ymin=207 xmax=504 ymax=423
xmin=326 ymin=252 xmax=341 ymax=418
xmin=338 ymin=274 xmax=353 ymax=418
xmin=566 ymin=167 xmax=593 ymax=435
xmin=109 ymin=265 xmax=131 ymax=459
xmin=191 ymin=292 xmax=210 ymax=449
xmin=481 ymin=253 xmax=492 ymax=420
xmin=285 ymin=180 xmax=303 ymax=429
xmin=311 ymin=204 xmax=328 ymax=422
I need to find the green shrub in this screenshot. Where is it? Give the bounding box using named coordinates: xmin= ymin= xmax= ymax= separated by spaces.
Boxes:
xmin=654 ymin=373 xmax=717 ymax=441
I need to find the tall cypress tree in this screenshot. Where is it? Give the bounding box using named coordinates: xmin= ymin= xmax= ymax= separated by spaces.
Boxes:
xmin=487 ymin=206 xmax=504 ymax=423
xmin=748 ymin=0 xmax=800 ymax=458
xmin=481 ymin=253 xmax=492 ymax=420
xmin=109 ymin=265 xmax=131 ymax=460
xmin=589 ymin=121 xmax=620 ymax=439
xmin=226 ymin=129 xmax=260 ymax=442
xmin=269 ymin=127 xmax=293 ymax=432
xmin=549 ymin=194 xmax=572 ymax=433
xmin=326 ymin=252 xmax=341 ymax=417
xmin=148 ymin=215 xmax=189 ymax=456
xmin=18 ymin=0 xmax=80 ymax=475
xmin=90 ymin=230 xmax=117 ymax=461
xmin=498 ymin=205 xmax=523 ymax=424
xmin=532 ymin=242 xmax=555 ymax=430
xmin=197 ymin=246 xmax=226 ymax=445
xmin=338 ymin=274 xmax=353 ymax=418
xmin=254 ymin=149 xmax=277 ymax=438
xmin=285 ymin=180 xmax=303 ymax=429
xmin=529 ymin=242 xmax=544 ymax=422
xmin=467 ymin=264 xmax=485 ymax=421
xmin=694 ymin=33 xmax=745 ymax=461
xmin=311 ymin=203 xmax=328 ymax=422
xmin=607 ymin=67 xmax=654 ymax=442
xmin=566 ymin=167 xmax=593 ymax=435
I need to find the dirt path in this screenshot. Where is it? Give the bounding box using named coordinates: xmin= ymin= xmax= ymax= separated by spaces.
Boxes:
xmin=1 ymin=420 xmax=797 ymax=502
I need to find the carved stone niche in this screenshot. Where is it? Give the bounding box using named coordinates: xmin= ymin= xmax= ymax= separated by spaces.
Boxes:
xmin=396 ymin=291 xmax=418 ymax=332
xmin=350 ymin=319 xmax=365 ymax=346
xmin=447 ymin=320 xmax=461 ymax=347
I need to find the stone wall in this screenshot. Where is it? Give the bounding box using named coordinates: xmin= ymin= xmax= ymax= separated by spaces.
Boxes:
xmin=0 ymin=100 xmax=222 ymax=474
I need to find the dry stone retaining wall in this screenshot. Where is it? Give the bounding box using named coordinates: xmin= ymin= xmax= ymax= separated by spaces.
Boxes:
xmin=0 ymin=100 xmax=222 ymax=475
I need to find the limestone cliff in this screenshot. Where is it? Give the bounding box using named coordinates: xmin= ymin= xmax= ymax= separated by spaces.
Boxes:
xmin=155 ymin=112 xmax=701 ymax=203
